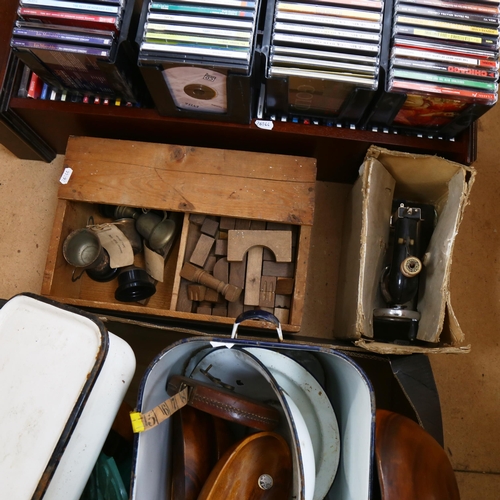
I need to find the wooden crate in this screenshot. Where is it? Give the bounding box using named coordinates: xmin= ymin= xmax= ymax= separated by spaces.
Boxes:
xmin=41 ymin=137 xmax=316 ymax=332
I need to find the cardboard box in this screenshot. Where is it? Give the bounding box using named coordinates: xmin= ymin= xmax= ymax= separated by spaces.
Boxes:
xmin=335 ymin=146 xmax=475 ymax=354
xmin=41 ymin=137 xmax=316 ymax=333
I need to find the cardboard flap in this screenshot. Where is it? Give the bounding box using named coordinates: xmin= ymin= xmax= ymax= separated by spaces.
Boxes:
xmin=359 ymin=159 xmax=396 ymax=338
xmin=445 ymin=299 xmax=466 ymax=345
xmin=334 ymin=175 xmax=365 ymax=339
xmin=367 ymin=145 xmax=475 ymax=204
xmin=417 ymin=170 xmax=466 ymax=342
xmin=354 ymin=339 xmax=470 ymax=355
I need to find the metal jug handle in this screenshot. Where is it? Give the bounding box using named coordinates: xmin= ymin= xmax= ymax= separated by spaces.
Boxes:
xmin=71 ymin=268 xmax=86 ymax=282
xmin=231 ymin=310 xmax=283 ymax=342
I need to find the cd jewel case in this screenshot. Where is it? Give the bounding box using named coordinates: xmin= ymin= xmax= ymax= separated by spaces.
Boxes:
xmin=261 ymin=0 xmax=384 ymax=126
xmin=136 ymin=0 xmax=260 ymax=122
xmin=364 ymin=0 xmax=500 ymax=137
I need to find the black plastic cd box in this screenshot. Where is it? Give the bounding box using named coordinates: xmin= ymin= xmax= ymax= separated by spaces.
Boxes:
xmin=11 ymin=0 xmax=146 ymax=104
xmin=362 ymin=0 xmax=497 ymax=138
xmin=135 ymin=0 xmax=263 ymax=124
xmin=259 ymin=0 xmax=382 ymax=126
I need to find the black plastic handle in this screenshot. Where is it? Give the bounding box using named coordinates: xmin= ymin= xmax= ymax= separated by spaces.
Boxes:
xmin=230 ymin=310 xmax=283 ymax=342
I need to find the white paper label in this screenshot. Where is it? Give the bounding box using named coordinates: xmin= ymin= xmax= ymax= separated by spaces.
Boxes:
xmin=210 ymin=341 xmax=234 ymax=349
xmin=90 ymin=224 xmax=134 ymax=268
xmin=255 ymin=120 xmax=274 ymax=130
xmin=144 ymin=242 xmax=165 ymax=282
xmin=59 ymin=167 xmax=73 ymax=184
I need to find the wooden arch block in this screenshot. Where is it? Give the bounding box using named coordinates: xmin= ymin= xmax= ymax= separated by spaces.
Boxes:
xmin=227 ymin=230 xmax=292 ymax=262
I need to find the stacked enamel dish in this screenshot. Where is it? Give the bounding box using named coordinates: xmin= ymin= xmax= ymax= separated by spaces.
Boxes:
xmin=130 ymin=311 xmax=375 ymax=500
xmin=184 ymin=346 xmax=340 ymax=499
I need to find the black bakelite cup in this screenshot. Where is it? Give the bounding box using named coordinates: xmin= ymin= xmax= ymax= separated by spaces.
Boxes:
xmin=115 ymin=266 xmax=156 ymax=302
xmin=85 ymin=250 xmax=120 ymax=283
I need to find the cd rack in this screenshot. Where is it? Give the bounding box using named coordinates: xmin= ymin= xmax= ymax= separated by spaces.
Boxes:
xmin=135 ymin=0 xmax=263 ymax=124
xmin=363 ymin=0 xmax=499 ymax=138
xmin=259 ymin=0 xmax=385 ymax=126
xmin=10 ymin=0 xmax=146 ymax=104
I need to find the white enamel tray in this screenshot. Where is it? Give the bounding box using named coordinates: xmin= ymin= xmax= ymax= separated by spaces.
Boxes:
xmin=0 ymin=294 xmax=136 ymax=500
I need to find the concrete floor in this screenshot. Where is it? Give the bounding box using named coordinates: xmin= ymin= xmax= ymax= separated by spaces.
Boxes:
xmin=1 ymin=108 xmax=499 ymax=497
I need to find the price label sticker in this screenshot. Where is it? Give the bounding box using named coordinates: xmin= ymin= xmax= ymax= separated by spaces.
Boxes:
xmin=130 ymin=387 xmax=189 ymax=433
xmin=255 ymin=120 xmax=274 ymax=131
xmin=59 ymin=167 xmax=73 ymax=184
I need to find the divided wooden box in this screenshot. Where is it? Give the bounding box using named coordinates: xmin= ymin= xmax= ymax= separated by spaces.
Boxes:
xmin=41 ymin=137 xmax=317 ymax=332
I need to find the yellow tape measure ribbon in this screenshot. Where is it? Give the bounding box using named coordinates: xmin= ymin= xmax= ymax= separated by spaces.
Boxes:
xmin=130 ymin=386 xmax=189 ymax=433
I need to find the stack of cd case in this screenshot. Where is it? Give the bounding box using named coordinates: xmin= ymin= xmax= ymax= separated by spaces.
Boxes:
xmin=364 ymin=0 xmax=500 ymax=138
xmin=136 ymin=0 xmax=262 ymax=123
xmin=260 ymin=0 xmax=384 ymax=125
xmin=10 ymin=0 xmax=144 ymax=103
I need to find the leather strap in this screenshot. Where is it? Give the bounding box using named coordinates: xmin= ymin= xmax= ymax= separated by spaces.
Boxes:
xmin=167 ymin=375 xmax=280 ymax=431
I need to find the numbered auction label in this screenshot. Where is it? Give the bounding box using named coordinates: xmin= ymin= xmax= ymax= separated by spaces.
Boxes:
xmin=255 ymin=120 xmax=274 ymax=130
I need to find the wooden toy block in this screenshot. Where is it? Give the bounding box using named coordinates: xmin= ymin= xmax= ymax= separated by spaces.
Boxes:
xmin=275 ymin=294 xmax=291 ymax=309
xmin=234 ymin=218 xmax=252 ymax=230
xmin=200 ymin=217 xmax=219 ymax=237
xmin=259 ymin=276 xmax=277 ymax=308
xmin=276 ymin=277 xmax=294 ymax=295
xmin=176 ymin=279 xmax=193 ymax=313
xmin=244 ymin=246 xmax=263 ymax=306
xmin=189 ymin=213 xmax=206 ymax=226
xmin=215 ymin=239 xmax=228 ymax=256
xmin=197 ymin=302 xmax=213 ymax=315
xmin=180 ymin=262 xmax=242 ymax=302
xmin=228 ymin=295 xmax=244 ymax=318
xmin=212 ymin=303 xmax=228 ymax=317
xmin=274 ymin=307 xmax=289 ymax=324
xmin=219 ymin=217 xmax=236 ymax=230
xmin=227 ymin=230 xmax=292 ymax=262
xmin=229 ymin=259 xmax=246 ymax=289
xmin=187 ymin=284 xmax=207 ymax=302
xmin=184 ymin=222 xmax=202 ymax=262
xmin=190 ymin=234 xmax=215 ymax=267
xmin=263 ymin=247 xmax=275 ymax=261
xmin=204 ymin=255 xmax=217 ymax=273
xmin=204 ymin=288 xmax=220 ymax=303
xmin=250 ymin=220 xmax=266 ymax=230
xmin=213 ymin=257 xmax=229 ymax=284
xmin=266 ymin=222 xmax=293 ymax=231
xmin=262 ymin=261 xmax=294 ymax=278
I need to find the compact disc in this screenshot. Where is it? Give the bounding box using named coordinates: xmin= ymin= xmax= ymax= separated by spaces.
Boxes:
xmin=162 ymin=66 xmax=227 ymax=113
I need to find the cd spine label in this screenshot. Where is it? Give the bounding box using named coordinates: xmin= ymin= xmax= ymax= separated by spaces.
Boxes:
xmin=391 ymin=68 xmax=497 ymax=91
xmin=390 ymin=79 xmax=497 ymax=102
xmin=391 ymin=47 xmax=499 ymax=69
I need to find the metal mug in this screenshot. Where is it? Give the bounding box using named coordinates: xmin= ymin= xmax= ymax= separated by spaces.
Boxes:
xmin=149 ymin=218 xmax=176 ymax=252
xmin=62 ymin=228 xmax=118 ymax=282
xmin=113 ymin=206 xmax=142 ymax=220
xmin=135 ymin=212 xmax=163 ymax=241
xmin=98 ymin=204 xmax=142 ymax=220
